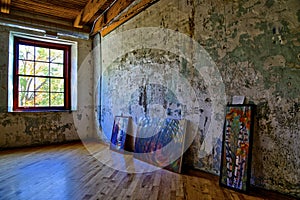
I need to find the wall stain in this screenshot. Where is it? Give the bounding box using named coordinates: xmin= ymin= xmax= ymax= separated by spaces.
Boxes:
xmin=102 ymin=0 xmax=300 ymax=197
xmin=188 ymin=1 xmax=195 ymax=38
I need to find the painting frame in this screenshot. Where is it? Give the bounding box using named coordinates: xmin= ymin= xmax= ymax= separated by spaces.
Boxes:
xmin=134 ymin=117 xmax=187 ymax=173
xmin=219 ymin=104 xmax=256 ymax=193
xmin=110 ymin=116 xmax=132 ymax=153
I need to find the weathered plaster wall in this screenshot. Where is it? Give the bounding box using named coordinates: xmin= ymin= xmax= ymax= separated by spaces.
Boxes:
xmin=99 ymin=0 xmax=300 ymax=197
xmin=0 ymin=25 xmax=95 ymax=148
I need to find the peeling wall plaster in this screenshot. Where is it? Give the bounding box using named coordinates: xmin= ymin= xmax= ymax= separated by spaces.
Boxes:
xmin=0 ymin=25 xmax=94 ymax=148
xmin=100 ymin=49 xmax=214 ymax=163
xmin=100 ymin=0 xmax=300 ymax=197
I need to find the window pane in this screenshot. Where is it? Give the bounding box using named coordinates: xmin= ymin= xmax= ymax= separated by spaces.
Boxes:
xmin=35 ymin=77 xmax=49 ymax=91
xmin=50 ymin=63 xmax=64 ymax=77
xmin=50 ymin=49 xmax=64 ymax=63
xmin=19 ymin=45 xmax=34 ymax=60
xmin=19 ymin=61 xmax=34 ymax=75
xmin=19 ymin=91 xmax=34 ymax=107
xmin=35 ymin=92 xmax=49 ymax=106
xmin=50 ymin=78 xmax=64 ymax=92
xmin=51 ymin=93 xmax=64 ymax=106
xmin=35 ymin=47 xmax=49 ymax=62
xmin=35 ymin=62 xmax=49 ymax=76
xmin=19 ymin=76 xmax=34 ymax=92
xmin=14 ymin=37 xmax=71 ymax=111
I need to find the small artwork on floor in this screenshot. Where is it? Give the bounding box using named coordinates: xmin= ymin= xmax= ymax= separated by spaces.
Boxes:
xmin=110 ymin=116 xmax=131 ymax=153
xmin=219 ymin=104 xmax=256 ymax=193
xmin=134 ymin=117 xmax=187 ymax=173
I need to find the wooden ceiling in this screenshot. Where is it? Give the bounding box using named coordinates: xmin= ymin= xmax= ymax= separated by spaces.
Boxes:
xmin=0 ymin=0 xmax=158 ymax=37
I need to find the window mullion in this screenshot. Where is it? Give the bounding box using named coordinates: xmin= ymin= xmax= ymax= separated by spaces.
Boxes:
xmin=33 ymin=46 xmax=36 ymax=108
xmin=13 ymin=36 xmax=70 ymax=111
xmin=48 ymin=48 xmax=51 ymax=107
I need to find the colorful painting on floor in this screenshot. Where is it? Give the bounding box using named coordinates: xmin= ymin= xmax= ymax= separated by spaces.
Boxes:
xmin=110 ymin=116 xmax=131 ymax=153
xmin=219 ymin=104 xmax=255 ymax=192
xmin=134 ymin=117 xmax=187 ymax=173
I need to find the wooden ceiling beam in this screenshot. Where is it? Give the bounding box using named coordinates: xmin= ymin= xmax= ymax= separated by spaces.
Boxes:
xmin=1 ymin=0 xmax=11 ymax=14
xmin=91 ymin=0 xmax=158 ymax=36
xmin=91 ymin=0 xmax=135 ymax=34
xmin=74 ymin=0 xmax=110 ymax=28
xmin=0 ymin=12 xmax=91 ymax=38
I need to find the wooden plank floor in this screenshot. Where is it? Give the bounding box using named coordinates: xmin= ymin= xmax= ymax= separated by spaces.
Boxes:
xmin=0 ymin=141 xmax=296 ymax=200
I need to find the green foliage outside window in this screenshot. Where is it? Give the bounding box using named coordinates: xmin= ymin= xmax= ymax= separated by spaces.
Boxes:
xmin=18 ymin=44 xmax=65 ymax=107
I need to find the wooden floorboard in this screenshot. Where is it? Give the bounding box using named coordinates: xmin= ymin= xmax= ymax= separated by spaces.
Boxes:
xmin=0 ymin=141 xmax=296 ymax=200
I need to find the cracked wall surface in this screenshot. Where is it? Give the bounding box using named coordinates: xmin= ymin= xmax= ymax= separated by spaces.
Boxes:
xmin=100 ymin=0 xmax=300 ymax=197
xmin=0 ymin=25 xmax=94 ymax=148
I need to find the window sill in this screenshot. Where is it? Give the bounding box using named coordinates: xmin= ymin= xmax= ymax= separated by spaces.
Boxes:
xmin=8 ymin=109 xmax=75 ymax=113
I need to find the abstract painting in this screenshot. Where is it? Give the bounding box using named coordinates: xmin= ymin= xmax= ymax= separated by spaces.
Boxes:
xmin=110 ymin=116 xmax=131 ymax=153
xmin=134 ymin=117 xmax=187 ymax=173
xmin=219 ymin=104 xmax=255 ymax=192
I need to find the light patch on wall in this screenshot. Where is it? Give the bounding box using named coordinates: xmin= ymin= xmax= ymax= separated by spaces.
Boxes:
xmin=100 ymin=27 xmax=226 ymax=158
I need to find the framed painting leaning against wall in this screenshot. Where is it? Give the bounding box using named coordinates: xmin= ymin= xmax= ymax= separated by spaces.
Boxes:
xmin=110 ymin=116 xmax=131 ymax=153
xmin=219 ymin=104 xmax=256 ymax=193
xmin=134 ymin=117 xmax=187 ymax=173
